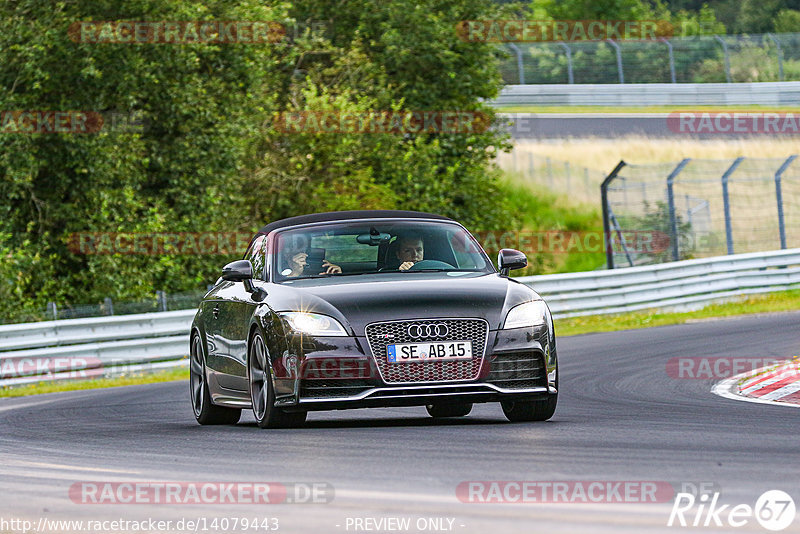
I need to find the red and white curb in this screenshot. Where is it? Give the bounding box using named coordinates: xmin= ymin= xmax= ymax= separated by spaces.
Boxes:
xmin=712 ymin=358 xmax=800 ymax=407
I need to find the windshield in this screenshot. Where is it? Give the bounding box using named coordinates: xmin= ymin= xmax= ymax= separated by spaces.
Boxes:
xmin=272 ymin=220 xmax=494 ymax=281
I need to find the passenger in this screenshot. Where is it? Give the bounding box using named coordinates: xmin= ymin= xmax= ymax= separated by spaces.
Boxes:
xmin=281 ymin=245 xmax=341 ymax=277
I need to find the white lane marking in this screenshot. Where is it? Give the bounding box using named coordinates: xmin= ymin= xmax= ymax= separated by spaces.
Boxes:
xmin=761 ymin=381 xmax=800 ymax=401
xmin=0 ymin=397 xmax=72 ymax=413
xmin=712 ymin=375 xmax=800 ymax=408
xmin=10 ymin=460 xmax=142 ymax=474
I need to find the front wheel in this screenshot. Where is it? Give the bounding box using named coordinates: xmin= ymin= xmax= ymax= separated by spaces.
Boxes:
xmin=426 ymin=403 xmax=472 ymax=418
xmin=501 ymin=394 xmax=557 ymax=422
xmin=249 ymin=331 xmax=307 ymax=429
xmin=190 ymin=334 xmax=241 ymax=425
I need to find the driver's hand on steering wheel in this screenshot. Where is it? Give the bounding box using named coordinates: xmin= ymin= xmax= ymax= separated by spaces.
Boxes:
xmin=399 ymin=261 xmax=414 ymax=271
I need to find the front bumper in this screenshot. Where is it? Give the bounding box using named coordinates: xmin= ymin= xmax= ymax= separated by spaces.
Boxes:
xmin=280 ymin=383 xmax=551 ymax=412
xmin=275 ymin=324 xmax=556 ymax=411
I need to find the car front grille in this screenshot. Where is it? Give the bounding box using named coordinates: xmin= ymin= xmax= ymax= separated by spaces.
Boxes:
xmin=365 ymin=319 xmax=488 ymax=384
xmin=486 ymin=351 xmax=547 ymax=389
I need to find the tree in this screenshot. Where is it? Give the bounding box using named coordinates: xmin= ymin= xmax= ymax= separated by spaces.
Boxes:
xmin=1 ymin=0 xmax=520 ymax=319
xmin=0 ymin=0 xmax=294 ymax=312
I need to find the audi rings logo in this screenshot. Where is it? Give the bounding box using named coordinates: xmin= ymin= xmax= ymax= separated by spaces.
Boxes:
xmin=408 ymin=323 xmax=449 ymax=339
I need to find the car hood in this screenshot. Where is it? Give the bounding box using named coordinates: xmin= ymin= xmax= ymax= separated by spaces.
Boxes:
xmin=270 ymin=273 xmax=538 ymax=335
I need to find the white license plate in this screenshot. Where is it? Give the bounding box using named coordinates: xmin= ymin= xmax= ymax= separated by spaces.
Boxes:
xmin=387 ymin=341 xmax=472 ymax=363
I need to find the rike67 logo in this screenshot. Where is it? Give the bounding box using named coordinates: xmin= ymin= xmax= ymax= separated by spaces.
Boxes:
xmin=668 ymin=490 xmax=796 ymax=531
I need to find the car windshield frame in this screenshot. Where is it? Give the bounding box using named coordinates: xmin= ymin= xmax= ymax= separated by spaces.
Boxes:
xmin=269 ymin=218 xmax=495 ymax=282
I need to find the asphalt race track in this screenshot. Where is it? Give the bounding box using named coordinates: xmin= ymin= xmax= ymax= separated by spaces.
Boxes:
xmin=1 ymin=311 xmax=799 ymax=533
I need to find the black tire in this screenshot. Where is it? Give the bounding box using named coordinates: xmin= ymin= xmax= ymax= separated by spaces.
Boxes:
xmin=501 ymin=395 xmax=557 ymax=422
xmin=426 ymin=403 xmax=473 ymax=418
xmin=502 ymin=360 xmax=558 ymax=422
xmin=249 ymin=331 xmax=307 ymax=429
xmin=190 ymin=334 xmax=242 ymax=425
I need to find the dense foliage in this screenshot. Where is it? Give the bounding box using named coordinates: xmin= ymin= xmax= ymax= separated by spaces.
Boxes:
xmin=0 ymin=0 xmax=522 ymax=319
xmin=1 ymin=0 xmax=791 ymax=320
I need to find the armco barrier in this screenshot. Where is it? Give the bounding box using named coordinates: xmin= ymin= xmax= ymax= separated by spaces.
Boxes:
xmin=491 ymin=82 xmax=800 ymax=107
xmin=0 ymin=310 xmax=194 ymax=384
xmin=1 ymin=249 xmax=799 ymax=386
xmin=519 ymin=248 xmax=800 ymax=317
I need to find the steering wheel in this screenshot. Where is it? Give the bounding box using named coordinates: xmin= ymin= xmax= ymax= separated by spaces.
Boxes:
xmin=408 ymin=260 xmax=455 ymax=271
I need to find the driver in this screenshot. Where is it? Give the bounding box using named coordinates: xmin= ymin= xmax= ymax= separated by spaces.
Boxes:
xmin=395 ymin=234 xmax=424 ymax=271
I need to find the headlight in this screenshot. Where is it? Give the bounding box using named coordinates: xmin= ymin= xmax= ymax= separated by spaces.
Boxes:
xmin=503 ymin=300 xmax=548 ymax=329
xmin=279 ymin=312 xmax=348 ymax=336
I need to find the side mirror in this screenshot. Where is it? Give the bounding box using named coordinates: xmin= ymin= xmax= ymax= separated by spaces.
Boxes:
xmin=222 ymin=259 xmax=253 ymax=282
xmin=221 ymin=259 xmax=265 ymax=300
xmin=498 ymin=249 xmax=527 ymax=276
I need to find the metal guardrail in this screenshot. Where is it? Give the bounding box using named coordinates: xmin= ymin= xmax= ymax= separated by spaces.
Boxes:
xmin=0 ymin=310 xmax=194 ymax=386
xmin=1 ymin=248 xmax=798 ymax=386
xmin=492 ymin=82 xmax=800 ymax=107
xmin=498 ymin=33 xmax=800 ymax=85
xmin=519 ymin=248 xmax=800 ymax=317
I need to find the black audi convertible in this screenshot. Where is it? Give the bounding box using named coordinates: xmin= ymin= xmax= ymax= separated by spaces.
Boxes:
xmin=190 ymin=210 xmax=558 ymax=428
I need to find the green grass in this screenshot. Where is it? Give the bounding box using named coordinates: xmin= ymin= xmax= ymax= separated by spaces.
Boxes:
xmin=0 ymin=367 xmax=189 ymax=398
xmin=498 ymin=178 xmax=606 ymax=275
xmin=496 ymin=105 xmax=800 ymax=114
xmin=557 ymin=289 xmax=800 ymax=337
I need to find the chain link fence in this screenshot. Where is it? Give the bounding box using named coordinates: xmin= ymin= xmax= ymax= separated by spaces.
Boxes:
xmin=500 ymin=32 xmax=800 ymax=84
xmin=497 ymin=148 xmax=607 ymax=205
xmin=498 ymin=148 xmax=800 ymax=268
xmin=602 ymin=156 xmax=800 ymax=268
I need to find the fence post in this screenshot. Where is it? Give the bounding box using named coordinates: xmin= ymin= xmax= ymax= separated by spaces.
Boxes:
xmin=714 ymin=35 xmax=732 ymax=83
xmin=667 ymin=158 xmax=691 ymax=262
xmin=157 ymin=290 xmax=168 ymax=312
xmin=546 ymin=157 xmax=553 ymax=187
xmin=557 ymin=42 xmax=574 ymax=84
xmin=508 ymin=43 xmax=525 ymax=84
xmin=104 ymin=297 xmax=114 ymax=316
xmin=565 ymin=161 xmax=571 ymax=191
xmin=606 ymin=39 xmax=624 ymax=83
xmin=47 ymin=301 xmax=57 ymax=320
xmin=601 ymin=160 xmax=627 ymax=269
xmin=774 ymin=155 xmax=798 ymax=250
xmin=661 ymin=38 xmax=676 ymax=83
xmin=767 ymin=33 xmax=784 ymax=82
xmin=721 ymin=157 xmax=744 ymax=255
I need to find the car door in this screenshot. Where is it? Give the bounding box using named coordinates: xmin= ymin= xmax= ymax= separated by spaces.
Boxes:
xmin=209 ymin=235 xmax=268 ymax=392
